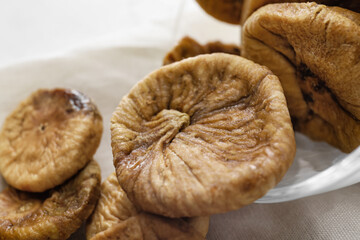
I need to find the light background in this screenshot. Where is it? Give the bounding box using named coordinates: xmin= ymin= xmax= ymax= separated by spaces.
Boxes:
xmin=0 ymin=0 xmax=239 ymax=68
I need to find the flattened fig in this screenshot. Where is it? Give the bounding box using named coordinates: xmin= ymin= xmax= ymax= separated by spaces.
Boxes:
xmin=86 ymin=173 xmax=209 ymax=240
xmin=0 ymin=88 xmax=103 ymax=192
xmin=163 ymin=36 xmax=241 ymax=65
xmin=111 ymin=53 xmax=295 ymax=217
xmin=0 ymin=160 xmax=101 ymax=240
xmin=242 ymin=2 xmax=360 ymax=152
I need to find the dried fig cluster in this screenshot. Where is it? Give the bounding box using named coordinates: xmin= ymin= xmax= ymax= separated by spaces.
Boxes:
xmin=108 ymin=0 xmax=358 ymax=238
xmin=192 ymin=1 xmax=360 ymax=153
xmin=1 ymin=1 xmax=359 ymax=239
xmin=0 ymin=88 xmax=103 ymax=239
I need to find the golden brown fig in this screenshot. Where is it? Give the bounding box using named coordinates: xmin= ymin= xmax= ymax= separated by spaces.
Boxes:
xmin=163 ymin=36 xmax=241 ymax=65
xmin=240 ymin=0 xmax=360 ymax=24
xmin=0 ymin=160 xmax=101 ymax=240
xmin=86 ymin=173 xmax=209 ymax=240
xmin=111 ymin=53 xmax=295 ymax=217
xmin=242 ymin=2 xmax=360 ymax=152
xmin=196 ymin=0 xmax=243 ymax=24
xmin=0 ymin=88 xmax=103 ymax=192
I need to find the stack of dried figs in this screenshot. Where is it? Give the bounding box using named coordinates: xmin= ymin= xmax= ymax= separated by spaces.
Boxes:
xmin=85 ymin=53 xmax=295 ymax=239
xmin=92 ymin=1 xmax=358 ymax=239
xmin=0 ymin=89 xmax=103 ymax=239
xmin=0 ymin=1 xmax=359 ymax=239
xmin=193 ymin=0 xmax=360 ymax=153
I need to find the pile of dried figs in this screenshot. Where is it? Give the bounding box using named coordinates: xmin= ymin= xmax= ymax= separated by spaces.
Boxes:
xmin=0 ymin=89 xmax=103 ymax=239
xmin=194 ymin=0 xmax=360 ymax=153
xmin=105 ymin=1 xmax=359 ymax=239
xmin=0 ymin=1 xmax=359 ymax=239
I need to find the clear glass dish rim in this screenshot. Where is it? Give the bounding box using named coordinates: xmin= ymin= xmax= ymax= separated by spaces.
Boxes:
xmin=257 ymin=146 xmax=360 ymax=203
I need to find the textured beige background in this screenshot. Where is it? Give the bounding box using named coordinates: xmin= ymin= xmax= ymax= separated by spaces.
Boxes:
xmin=208 ymin=183 xmax=360 ymax=240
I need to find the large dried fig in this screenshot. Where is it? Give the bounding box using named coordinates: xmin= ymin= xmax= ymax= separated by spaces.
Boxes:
xmin=86 ymin=173 xmax=209 ymax=240
xmin=242 ymin=2 xmax=360 ymax=152
xmin=0 ymin=160 xmax=101 ymax=240
xmin=163 ymin=36 xmax=241 ymax=65
xmin=111 ymin=53 xmax=295 ymax=217
xmin=0 ymin=88 xmax=103 ymax=192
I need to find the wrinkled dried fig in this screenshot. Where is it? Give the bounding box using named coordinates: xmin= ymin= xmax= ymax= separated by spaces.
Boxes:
xmin=196 ymin=0 xmax=243 ymax=24
xmin=0 ymin=160 xmax=101 ymax=240
xmin=111 ymin=53 xmax=295 ymax=217
xmin=163 ymin=36 xmax=241 ymax=65
xmin=0 ymin=88 xmax=103 ymax=192
xmin=86 ymin=173 xmax=209 ymax=240
xmin=242 ymin=2 xmax=360 ymax=152
xmin=241 ymin=0 xmax=359 ymax=24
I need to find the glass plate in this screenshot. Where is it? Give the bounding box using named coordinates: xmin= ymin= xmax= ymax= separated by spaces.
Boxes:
xmin=257 ymin=133 xmax=360 ymax=203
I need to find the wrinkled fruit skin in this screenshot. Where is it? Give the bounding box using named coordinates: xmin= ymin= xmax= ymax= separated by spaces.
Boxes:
xmin=0 ymin=88 xmax=103 ymax=192
xmin=86 ymin=173 xmax=209 ymax=240
xmin=242 ymin=2 xmax=360 ymax=152
xmin=111 ymin=53 xmax=295 ymax=217
xmin=163 ymin=36 xmax=241 ymax=65
xmin=0 ymin=160 xmax=101 ymax=240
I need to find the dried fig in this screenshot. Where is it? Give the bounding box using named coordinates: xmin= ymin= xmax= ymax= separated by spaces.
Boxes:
xmin=242 ymin=2 xmax=360 ymax=152
xmin=111 ymin=53 xmax=295 ymax=217
xmin=0 ymin=160 xmax=101 ymax=240
xmin=163 ymin=36 xmax=241 ymax=65
xmin=0 ymin=88 xmax=103 ymax=192
xmin=86 ymin=173 xmax=209 ymax=240
xmin=196 ymin=0 xmax=243 ymax=24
